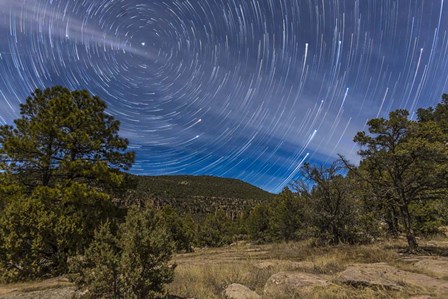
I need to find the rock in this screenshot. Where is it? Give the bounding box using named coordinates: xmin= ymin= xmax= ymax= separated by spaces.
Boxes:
xmin=263 ymin=272 xmax=328 ymax=297
xmin=222 ymin=284 xmax=261 ymax=299
xmin=336 ymin=263 xmax=448 ymax=294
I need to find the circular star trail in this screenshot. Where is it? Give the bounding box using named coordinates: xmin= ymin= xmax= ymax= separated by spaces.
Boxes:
xmin=1 ymin=0 xmax=448 ymax=192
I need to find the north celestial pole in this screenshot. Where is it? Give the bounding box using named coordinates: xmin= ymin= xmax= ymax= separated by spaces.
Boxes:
xmin=0 ymin=0 xmax=447 ymax=192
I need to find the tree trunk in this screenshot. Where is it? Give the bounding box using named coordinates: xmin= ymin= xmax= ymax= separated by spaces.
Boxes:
xmin=399 ymin=203 xmax=418 ymax=252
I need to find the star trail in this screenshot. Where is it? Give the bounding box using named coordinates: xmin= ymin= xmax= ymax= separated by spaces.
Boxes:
xmin=1 ymin=0 xmax=448 ymax=192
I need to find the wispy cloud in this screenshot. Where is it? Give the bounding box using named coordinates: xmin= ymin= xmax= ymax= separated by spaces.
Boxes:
xmin=0 ymin=0 xmax=160 ymax=60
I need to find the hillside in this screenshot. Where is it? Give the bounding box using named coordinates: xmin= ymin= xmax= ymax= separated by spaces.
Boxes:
xmin=123 ymin=175 xmax=275 ymax=218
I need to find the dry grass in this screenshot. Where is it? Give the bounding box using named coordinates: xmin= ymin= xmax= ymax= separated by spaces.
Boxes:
xmin=167 ymin=240 xmax=445 ymax=299
xmin=0 ymin=277 xmax=72 ymax=296
xmin=168 ymin=262 xmax=253 ymax=299
xmin=1 ymin=239 xmax=446 ymax=298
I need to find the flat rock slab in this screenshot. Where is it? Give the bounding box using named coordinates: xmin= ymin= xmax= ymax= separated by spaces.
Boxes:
xmin=336 ymin=263 xmax=448 ymax=294
xmin=264 ymin=271 xmax=328 ymax=297
xmin=222 ymin=284 xmax=261 ymax=299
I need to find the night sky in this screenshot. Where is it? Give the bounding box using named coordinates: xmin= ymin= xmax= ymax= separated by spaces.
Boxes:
xmin=0 ymin=0 xmax=447 ymax=192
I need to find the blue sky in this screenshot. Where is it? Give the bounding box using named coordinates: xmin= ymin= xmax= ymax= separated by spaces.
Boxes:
xmin=1 ymin=0 xmax=448 ymax=192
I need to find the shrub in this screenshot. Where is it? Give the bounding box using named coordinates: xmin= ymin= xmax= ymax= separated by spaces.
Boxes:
xmin=0 ymin=184 xmax=115 ymax=282
xmin=70 ymin=206 xmax=175 ymax=299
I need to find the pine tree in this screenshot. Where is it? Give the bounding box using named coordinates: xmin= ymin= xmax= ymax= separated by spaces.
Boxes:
xmin=0 ymin=86 xmax=134 ymax=281
xmin=350 ymin=105 xmax=448 ymax=252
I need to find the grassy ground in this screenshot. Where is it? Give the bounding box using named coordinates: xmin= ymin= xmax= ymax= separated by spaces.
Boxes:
xmin=168 ymin=238 xmax=448 ymax=299
xmin=0 ymin=277 xmax=73 ymax=298
xmin=1 ymin=238 xmax=447 ymax=298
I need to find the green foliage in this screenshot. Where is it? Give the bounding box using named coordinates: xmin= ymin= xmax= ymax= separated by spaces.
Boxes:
xmin=70 ymin=206 xmax=175 ymax=299
xmin=0 ymin=86 xmax=134 ymax=282
xmin=160 ymin=205 xmax=196 ymax=252
xmin=293 ymin=162 xmax=380 ymax=245
xmin=119 ymin=207 xmax=175 ymax=299
xmin=349 ymin=98 xmax=448 ymax=250
xmin=247 ymin=203 xmax=275 ymax=242
xmin=69 ymin=221 xmax=120 ymax=298
xmin=0 ymin=86 xmax=134 ymax=189
xmin=272 ymin=188 xmax=306 ymax=241
xmin=246 ymin=189 xmax=306 ymax=243
xmin=198 ymin=210 xmax=235 ymax=247
xmin=0 ymin=183 xmax=116 ymax=282
xmin=410 ymin=200 xmax=448 ymax=235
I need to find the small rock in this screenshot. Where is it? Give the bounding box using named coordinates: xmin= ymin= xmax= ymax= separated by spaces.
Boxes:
xmin=263 ymin=272 xmax=328 ymax=297
xmin=222 ymin=284 xmax=261 ymax=299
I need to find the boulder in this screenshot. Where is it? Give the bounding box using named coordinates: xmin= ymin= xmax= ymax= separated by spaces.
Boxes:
xmin=222 ymin=284 xmax=261 ymax=299
xmin=263 ymin=272 xmax=328 ymax=297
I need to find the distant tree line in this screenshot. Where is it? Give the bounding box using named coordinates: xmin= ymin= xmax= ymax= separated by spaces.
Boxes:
xmin=0 ymin=87 xmax=447 ymax=297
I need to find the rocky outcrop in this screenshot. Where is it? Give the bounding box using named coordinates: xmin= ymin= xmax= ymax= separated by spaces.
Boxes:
xmin=222 ymin=284 xmax=261 ymax=299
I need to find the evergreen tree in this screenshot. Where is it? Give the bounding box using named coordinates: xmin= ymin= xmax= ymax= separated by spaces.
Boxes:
xmin=69 ymin=221 xmax=120 ymax=298
xmin=0 ymin=86 xmax=134 ymax=190
xmin=160 ymin=206 xmax=196 ymax=252
xmin=349 ymin=105 xmax=448 ymax=252
xmin=198 ymin=210 xmax=234 ymax=247
xmin=272 ymin=188 xmax=304 ymax=241
xmin=119 ymin=207 xmax=175 ymax=299
xmin=0 ymin=86 xmax=134 ymax=280
xmin=247 ymin=203 xmax=274 ymax=242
